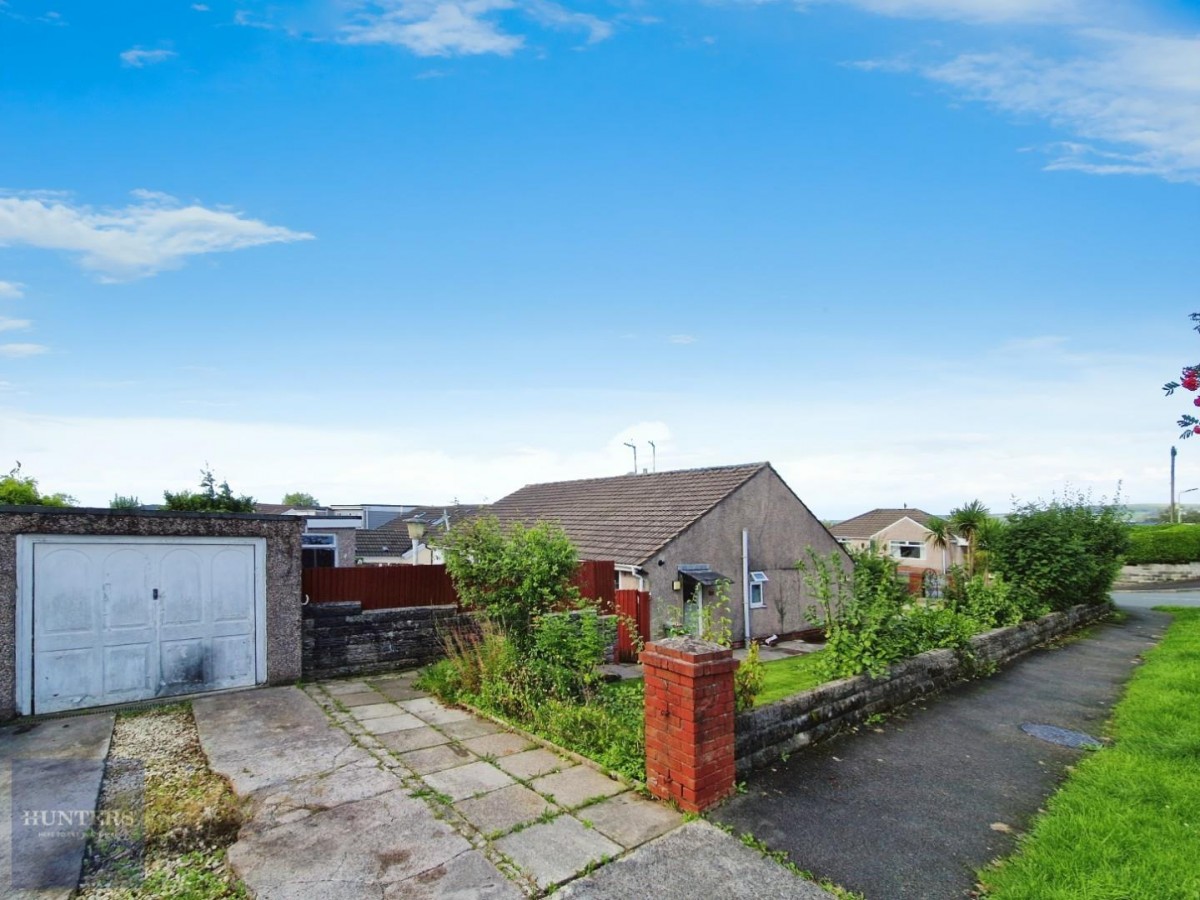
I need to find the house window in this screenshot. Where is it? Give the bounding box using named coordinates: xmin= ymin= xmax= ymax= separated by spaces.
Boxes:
xmin=890 ymin=540 xmax=925 ymax=560
xmin=302 ymin=533 xmax=337 ymax=568
xmin=749 ymin=571 xmax=768 ymax=609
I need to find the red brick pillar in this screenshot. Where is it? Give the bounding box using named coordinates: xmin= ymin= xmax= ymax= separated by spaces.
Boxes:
xmin=641 ymin=636 xmax=739 ymax=813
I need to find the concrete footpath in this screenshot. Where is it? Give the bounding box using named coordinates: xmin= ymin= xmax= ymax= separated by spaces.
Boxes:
xmin=714 ymin=606 xmax=1171 ymax=900
xmin=0 ymin=712 xmax=114 ymax=899
xmin=194 ymin=673 xmax=833 ymax=898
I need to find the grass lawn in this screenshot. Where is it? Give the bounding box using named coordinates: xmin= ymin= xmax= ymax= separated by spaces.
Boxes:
xmin=756 ymin=650 xmax=830 ymax=706
xmin=978 ymin=607 xmax=1200 ymax=899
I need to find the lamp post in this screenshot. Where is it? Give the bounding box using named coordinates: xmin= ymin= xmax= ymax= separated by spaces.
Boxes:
xmin=406 ymin=521 xmax=426 ymax=565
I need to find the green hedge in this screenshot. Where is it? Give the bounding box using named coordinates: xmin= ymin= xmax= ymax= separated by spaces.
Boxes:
xmin=1125 ymin=525 xmax=1200 ymax=565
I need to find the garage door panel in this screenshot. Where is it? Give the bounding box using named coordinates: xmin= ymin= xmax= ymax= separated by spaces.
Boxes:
xmin=161 ymin=549 xmax=205 ymax=626
xmin=103 ymin=549 xmax=155 ymax=632
xmin=211 ymin=549 xmax=253 ymax=623
xmin=104 ymin=644 xmax=153 ymax=697
xmin=36 ymin=548 xmax=96 ymax=638
xmin=209 ymin=635 xmax=254 ymax=685
xmin=159 ymin=638 xmax=208 ymax=695
xmin=36 ymin=648 xmax=99 ymax=713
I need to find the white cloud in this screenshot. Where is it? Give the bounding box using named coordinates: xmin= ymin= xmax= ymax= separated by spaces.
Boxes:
xmin=814 ymin=0 xmax=1083 ymax=25
xmin=341 ymin=0 xmax=525 ymax=56
xmin=119 ymin=47 xmax=178 ymax=68
xmin=0 ymin=190 xmax=313 ymax=281
xmin=0 ymin=280 xmax=25 ymax=299
xmin=0 ymin=343 xmax=47 ymax=358
xmin=668 ymin=334 xmax=697 ymax=344
xmin=920 ymin=30 xmax=1200 ymax=183
xmin=0 ymin=317 xmax=30 ymax=332
xmin=523 ymin=0 xmax=612 ymax=44
xmin=192 ymin=3 xmax=210 ymax=10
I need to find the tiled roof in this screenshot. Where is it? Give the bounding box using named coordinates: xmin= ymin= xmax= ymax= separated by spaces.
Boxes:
xmin=832 ymin=508 xmax=933 ymax=539
xmin=355 ymin=504 xmax=487 ymax=558
xmin=254 ymin=503 xmax=296 ymax=516
xmin=487 ymin=463 xmax=769 ymax=564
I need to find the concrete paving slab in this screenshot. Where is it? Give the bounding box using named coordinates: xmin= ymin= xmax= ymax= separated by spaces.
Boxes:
xmin=398 ymin=697 xmax=445 ymax=717
xmin=361 ymin=713 xmax=427 ymax=735
xmin=437 ymin=717 xmax=502 ymax=740
xmin=494 ymin=815 xmax=623 ymax=891
xmin=376 ymin=685 xmax=429 ymax=702
xmin=454 ymin=783 xmax=557 ymax=836
xmin=351 ymin=702 xmax=403 ymax=720
xmin=423 ymin=760 xmax=515 ymax=801
xmin=339 ymin=691 xmax=388 ymax=707
xmin=248 ymin=758 xmax=399 ymax=831
xmin=0 ymin=712 xmax=114 ymax=900
xmin=323 ymin=681 xmax=373 ymax=695
xmin=577 ymin=792 xmax=683 ymax=849
xmin=379 ymin=726 xmax=451 ymax=754
xmin=550 ymin=821 xmax=834 ymax=899
xmin=460 ymin=732 xmax=534 ymax=758
xmin=399 ymin=742 xmax=476 ymax=776
xmin=414 ymin=705 xmax=474 ymax=726
xmin=495 ymin=748 xmax=568 ymax=780
xmin=380 ymin=848 xmax=522 ymax=899
xmin=195 ymin=687 xmax=371 ymax=797
xmin=530 ymin=766 xmax=625 ymax=809
xmin=230 ymin=788 xmax=478 ymax=899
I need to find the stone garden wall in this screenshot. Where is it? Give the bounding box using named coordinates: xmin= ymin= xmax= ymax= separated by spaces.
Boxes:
xmin=734 ymin=603 xmax=1111 ymax=775
xmin=1114 ymin=562 xmax=1200 ymax=587
xmin=302 ymin=602 xmax=474 ymax=679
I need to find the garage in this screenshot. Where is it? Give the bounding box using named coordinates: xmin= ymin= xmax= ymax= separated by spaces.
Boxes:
xmin=19 ymin=537 xmax=266 ymax=715
xmin=1 ymin=507 xmax=304 ymax=720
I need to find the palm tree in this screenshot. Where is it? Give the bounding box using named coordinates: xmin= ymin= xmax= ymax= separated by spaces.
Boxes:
xmin=950 ymin=499 xmax=990 ymax=575
xmin=924 ymin=515 xmax=955 ymax=574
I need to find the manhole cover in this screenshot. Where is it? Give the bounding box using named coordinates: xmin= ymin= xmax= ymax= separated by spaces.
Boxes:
xmin=1020 ymin=723 xmax=1102 ymax=749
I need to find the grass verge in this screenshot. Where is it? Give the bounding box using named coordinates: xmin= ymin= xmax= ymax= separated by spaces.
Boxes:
xmin=755 ymin=651 xmax=830 ymax=707
xmin=977 ymin=607 xmax=1200 ymax=899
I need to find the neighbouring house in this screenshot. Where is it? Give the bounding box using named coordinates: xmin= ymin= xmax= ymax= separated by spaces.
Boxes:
xmin=355 ymin=505 xmax=487 ymax=566
xmin=487 ymin=462 xmax=847 ymax=645
xmin=255 ymin=502 xmax=417 ymax=568
xmin=831 ymin=507 xmax=965 ymax=573
xmin=0 ymin=505 xmax=303 ymax=719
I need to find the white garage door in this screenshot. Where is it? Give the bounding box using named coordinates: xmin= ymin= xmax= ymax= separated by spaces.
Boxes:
xmin=21 ymin=537 xmax=265 ymax=715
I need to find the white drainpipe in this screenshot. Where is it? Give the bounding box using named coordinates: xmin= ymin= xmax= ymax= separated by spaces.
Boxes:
xmin=742 ymin=529 xmax=751 ymax=645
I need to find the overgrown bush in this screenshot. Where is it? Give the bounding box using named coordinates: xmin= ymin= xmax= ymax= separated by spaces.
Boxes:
xmin=1125 ymin=524 xmax=1200 ymax=565
xmin=944 ymin=568 xmax=1049 ymax=628
xmin=734 ymin=641 xmax=765 ymax=712
xmin=439 ymin=516 xmax=580 ymax=645
xmin=993 ymin=491 xmax=1128 ymax=610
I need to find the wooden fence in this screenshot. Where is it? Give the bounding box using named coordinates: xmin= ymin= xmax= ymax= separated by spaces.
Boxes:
xmin=614 ymin=589 xmax=651 ymax=663
xmin=303 ymin=559 xmax=618 ymax=612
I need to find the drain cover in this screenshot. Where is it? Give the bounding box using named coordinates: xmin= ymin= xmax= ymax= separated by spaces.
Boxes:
xmin=1020 ymin=723 xmax=1102 ymax=749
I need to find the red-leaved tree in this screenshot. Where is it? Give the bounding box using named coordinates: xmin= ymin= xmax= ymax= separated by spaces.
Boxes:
xmin=1163 ymin=313 xmax=1200 ymax=438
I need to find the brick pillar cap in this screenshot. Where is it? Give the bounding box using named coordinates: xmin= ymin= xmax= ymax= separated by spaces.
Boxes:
xmin=645 ymin=636 xmax=732 ymax=663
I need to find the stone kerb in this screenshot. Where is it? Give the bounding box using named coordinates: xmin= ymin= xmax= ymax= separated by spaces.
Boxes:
xmin=641 ymin=636 xmax=739 ymax=813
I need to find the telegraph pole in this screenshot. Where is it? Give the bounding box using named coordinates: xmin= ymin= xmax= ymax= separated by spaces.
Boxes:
xmin=1171 ymin=446 xmax=1178 ymax=524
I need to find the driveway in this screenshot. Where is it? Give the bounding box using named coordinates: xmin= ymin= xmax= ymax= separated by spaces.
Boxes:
xmin=713 ymin=607 xmax=1170 ymax=899
xmin=1112 ymin=588 xmax=1200 ymax=609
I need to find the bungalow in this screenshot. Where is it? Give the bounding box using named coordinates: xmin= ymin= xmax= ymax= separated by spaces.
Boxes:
xmin=831 ymin=507 xmax=965 ymax=573
xmin=355 ymin=505 xmax=486 ymax=565
xmin=487 ymin=462 xmax=847 ymax=645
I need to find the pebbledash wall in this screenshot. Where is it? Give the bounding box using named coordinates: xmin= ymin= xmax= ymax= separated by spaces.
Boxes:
xmin=302 ymin=602 xmax=474 ymax=678
xmin=0 ymin=506 xmax=304 ymax=721
xmin=735 ymin=603 xmax=1112 ymax=774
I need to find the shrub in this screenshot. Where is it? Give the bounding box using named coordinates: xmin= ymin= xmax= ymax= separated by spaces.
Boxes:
xmin=734 ymin=641 xmax=765 ymax=712
xmin=1125 ymin=524 xmax=1200 ymax=565
xmin=993 ymin=491 xmax=1129 ymax=610
xmin=944 ymin=569 xmax=1048 ymax=629
xmin=440 ymin=516 xmax=580 ymax=645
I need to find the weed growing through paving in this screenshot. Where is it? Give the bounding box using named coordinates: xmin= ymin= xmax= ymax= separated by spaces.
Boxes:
xmin=977 ymin=607 xmax=1200 ymax=899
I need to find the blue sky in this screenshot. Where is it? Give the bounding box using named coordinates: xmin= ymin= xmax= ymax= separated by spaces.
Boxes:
xmin=2 ymin=0 xmax=1198 ymax=516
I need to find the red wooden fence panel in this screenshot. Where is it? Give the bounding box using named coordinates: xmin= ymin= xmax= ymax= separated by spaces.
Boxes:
xmin=614 ymin=589 xmax=651 ymax=662
xmin=573 ymin=559 xmax=616 ymax=611
xmin=303 ymin=565 xmax=459 ymax=610
xmin=303 ymin=559 xmax=618 ymax=613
